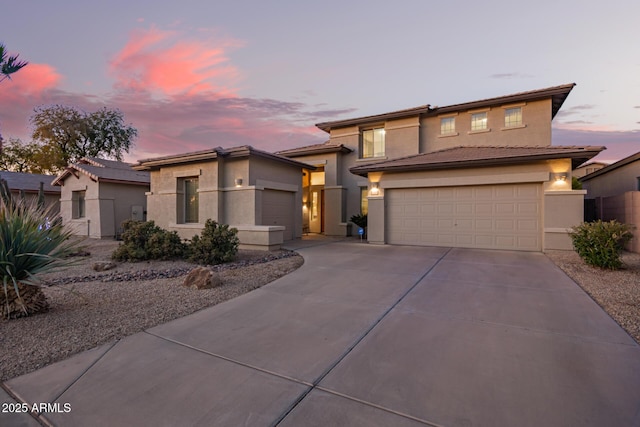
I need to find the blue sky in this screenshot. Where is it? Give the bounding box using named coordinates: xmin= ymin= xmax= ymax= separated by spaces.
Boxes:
xmin=1 ymin=0 xmax=638 ymax=163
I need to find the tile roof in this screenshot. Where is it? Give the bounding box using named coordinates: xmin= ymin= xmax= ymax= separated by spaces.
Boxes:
xmin=0 ymin=171 xmax=60 ymax=193
xmin=52 ymin=158 xmax=150 ymax=186
xmin=316 ymin=83 xmax=576 ymax=132
xmin=350 ymin=145 xmax=605 ymax=176
xmin=133 ymin=145 xmax=315 ymax=171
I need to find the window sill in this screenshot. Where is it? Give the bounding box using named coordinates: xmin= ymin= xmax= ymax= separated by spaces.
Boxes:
xmin=468 ymin=128 xmax=491 ymax=135
xmin=169 ymin=222 xmax=203 ymax=228
xmin=501 ymin=124 xmax=527 ymax=131
xmin=356 ymin=156 xmax=388 ymax=162
xmin=438 ymin=132 xmax=459 ymax=138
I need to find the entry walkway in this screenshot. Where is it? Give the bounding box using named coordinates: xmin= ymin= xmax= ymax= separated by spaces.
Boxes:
xmin=3 ymin=242 xmax=640 ymax=426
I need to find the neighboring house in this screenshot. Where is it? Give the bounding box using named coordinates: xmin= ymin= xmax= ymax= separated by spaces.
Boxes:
xmin=132 ymin=146 xmax=312 ymax=250
xmin=0 ymin=170 xmax=60 ymax=212
xmin=573 ymin=161 xmax=608 ymax=179
xmin=279 ymin=83 xmax=603 ymax=251
xmin=52 ymin=157 xmax=150 ymax=239
xmin=580 ymin=152 xmax=640 ymax=253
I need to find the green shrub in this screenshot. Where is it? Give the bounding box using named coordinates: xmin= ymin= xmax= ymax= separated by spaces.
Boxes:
xmin=188 ymin=219 xmax=239 ymax=265
xmin=569 ymin=220 xmax=634 ymax=269
xmin=112 ymin=220 xmax=186 ymax=261
xmin=350 ymin=214 xmax=367 ymax=229
xmin=572 ymin=176 xmax=582 ymax=190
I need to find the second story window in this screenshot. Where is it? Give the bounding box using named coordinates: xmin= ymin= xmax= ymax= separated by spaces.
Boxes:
xmin=504 ymin=107 xmax=522 ymax=127
xmin=361 ymin=127 xmax=385 ymax=158
xmin=440 ymin=117 xmax=456 ymax=135
xmin=471 ymin=112 xmax=488 ymax=131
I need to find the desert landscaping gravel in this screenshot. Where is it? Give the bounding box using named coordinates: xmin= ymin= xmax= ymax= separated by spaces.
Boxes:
xmin=546 ymin=250 xmax=640 ymax=344
xmin=0 ymin=239 xmax=303 ymax=381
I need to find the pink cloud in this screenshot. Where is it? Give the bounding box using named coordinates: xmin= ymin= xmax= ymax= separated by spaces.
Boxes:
xmin=2 ymin=63 xmax=61 ymax=98
xmin=0 ymin=25 xmax=340 ymax=160
xmin=0 ymin=63 xmax=62 ymax=138
xmin=109 ymin=26 xmax=241 ymax=96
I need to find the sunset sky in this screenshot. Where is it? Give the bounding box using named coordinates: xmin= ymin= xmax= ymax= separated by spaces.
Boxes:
xmin=1 ymin=0 xmax=638 ymax=164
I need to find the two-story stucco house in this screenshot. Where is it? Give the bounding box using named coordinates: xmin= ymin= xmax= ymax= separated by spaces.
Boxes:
xmin=279 ymin=83 xmax=603 ymax=251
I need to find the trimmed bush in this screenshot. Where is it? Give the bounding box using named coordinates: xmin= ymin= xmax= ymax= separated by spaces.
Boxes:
xmin=188 ymin=219 xmax=239 ymax=265
xmin=569 ymin=220 xmax=634 ymax=270
xmin=112 ymin=220 xmax=186 ymax=261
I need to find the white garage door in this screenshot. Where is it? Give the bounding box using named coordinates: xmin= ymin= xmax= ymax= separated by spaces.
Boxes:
xmin=386 ymin=184 xmax=541 ymax=251
xmin=262 ymin=190 xmax=295 ymax=241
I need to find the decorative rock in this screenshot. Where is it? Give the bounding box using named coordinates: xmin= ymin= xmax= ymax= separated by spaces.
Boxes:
xmin=182 ymin=267 xmax=222 ymax=290
xmin=92 ymin=261 xmax=118 ymax=272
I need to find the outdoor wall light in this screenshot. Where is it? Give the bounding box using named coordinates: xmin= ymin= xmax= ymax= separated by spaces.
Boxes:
xmin=235 ymin=178 xmax=243 ymax=187
xmin=370 ymin=182 xmax=380 ymax=195
xmin=550 ymin=172 xmax=568 ymax=182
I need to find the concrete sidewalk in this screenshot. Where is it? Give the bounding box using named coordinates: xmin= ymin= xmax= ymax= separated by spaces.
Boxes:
xmin=3 ymin=242 xmax=640 ymax=426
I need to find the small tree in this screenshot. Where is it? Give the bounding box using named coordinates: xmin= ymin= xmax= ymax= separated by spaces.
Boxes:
xmin=31 ymin=105 xmax=137 ymax=171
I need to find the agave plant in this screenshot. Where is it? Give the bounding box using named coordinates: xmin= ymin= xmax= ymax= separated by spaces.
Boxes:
xmin=0 ymin=186 xmax=77 ymax=319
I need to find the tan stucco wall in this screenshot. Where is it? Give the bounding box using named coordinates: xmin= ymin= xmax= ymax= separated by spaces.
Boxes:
xmin=97 ymin=181 xmax=149 ymax=238
xmin=145 ymin=156 xmax=303 ymax=243
xmin=59 ymin=173 xmax=98 ymax=238
xmin=600 ymin=192 xmax=640 ymax=253
xmin=420 ymin=99 xmax=553 ymax=153
xmin=582 ymin=160 xmax=640 ymax=198
xmin=59 ymin=173 xmax=148 ymax=239
xmin=543 ymin=191 xmax=586 ymax=250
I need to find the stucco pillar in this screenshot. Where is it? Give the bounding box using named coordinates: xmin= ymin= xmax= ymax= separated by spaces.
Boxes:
xmin=324 ymin=186 xmax=348 ymax=236
xmin=543 ymin=190 xmax=586 ymax=250
xmin=367 ymin=196 xmax=385 ymax=244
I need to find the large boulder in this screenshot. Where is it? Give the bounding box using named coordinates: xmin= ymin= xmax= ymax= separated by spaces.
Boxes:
xmin=182 ymin=267 xmax=222 ymax=290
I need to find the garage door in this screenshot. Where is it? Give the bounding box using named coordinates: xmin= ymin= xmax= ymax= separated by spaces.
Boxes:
xmin=386 ymin=184 xmax=541 ymax=251
xmin=262 ymin=190 xmax=295 ymax=241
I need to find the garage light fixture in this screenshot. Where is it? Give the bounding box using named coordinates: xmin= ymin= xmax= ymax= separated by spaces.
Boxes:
xmin=370 ymin=182 xmax=380 ymax=195
xmin=551 ymin=172 xmax=567 ymax=183
xmin=235 ymin=178 xmax=243 ymax=187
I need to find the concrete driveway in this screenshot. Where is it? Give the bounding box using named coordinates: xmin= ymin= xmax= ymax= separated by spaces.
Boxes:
xmin=3 ymin=241 xmax=640 ymax=426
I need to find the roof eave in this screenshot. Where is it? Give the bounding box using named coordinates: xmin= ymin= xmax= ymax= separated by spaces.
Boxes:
xmin=279 ymin=145 xmax=353 ymax=157
xmin=350 ymin=148 xmax=602 ymax=177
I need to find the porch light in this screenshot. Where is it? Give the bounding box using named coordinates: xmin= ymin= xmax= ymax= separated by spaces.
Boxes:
xmin=551 ymin=172 xmax=568 ymax=183
xmin=235 ymin=178 xmax=243 ymax=187
xmin=370 ymin=182 xmax=380 ymax=195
